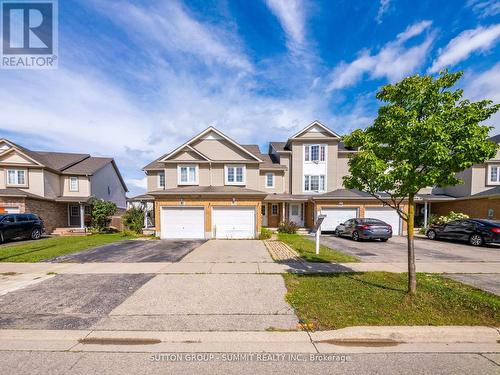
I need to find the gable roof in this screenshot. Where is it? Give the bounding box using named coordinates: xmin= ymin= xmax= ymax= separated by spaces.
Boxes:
xmin=241 ymin=145 xmax=286 ymax=170
xmin=289 ymin=120 xmax=341 ymax=140
xmin=0 ymin=138 xmax=128 ymax=191
xmin=160 ymin=127 xmax=263 ymax=163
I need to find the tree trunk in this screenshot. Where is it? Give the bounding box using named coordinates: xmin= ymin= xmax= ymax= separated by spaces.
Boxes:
xmin=407 ymin=194 xmax=417 ymax=294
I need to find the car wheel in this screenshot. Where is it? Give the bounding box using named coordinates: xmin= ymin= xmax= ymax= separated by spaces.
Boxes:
xmin=334 ymin=229 xmax=341 ymax=237
xmin=469 ymin=234 xmax=484 ymax=247
xmin=352 ymin=231 xmax=360 ymax=241
xmin=380 ymin=238 xmax=388 ymax=242
xmin=427 ymin=230 xmax=437 ymax=240
xmin=30 ymin=228 xmax=42 ymax=240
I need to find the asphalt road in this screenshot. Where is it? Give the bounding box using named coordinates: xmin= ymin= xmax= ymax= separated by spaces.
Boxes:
xmin=48 ymin=240 xmax=205 ymax=263
xmin=0 ymin=351 xmax=498 ymax=374
xmin=320 ymin=234 xmax=500 ymax=263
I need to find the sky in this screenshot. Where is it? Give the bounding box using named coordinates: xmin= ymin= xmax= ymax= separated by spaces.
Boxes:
xmin=1 ymin=0 xmax=499 ymax=197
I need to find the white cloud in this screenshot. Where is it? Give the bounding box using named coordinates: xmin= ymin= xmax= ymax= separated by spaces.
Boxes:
xmin=467 ymin=0 xmax=500 ymax=18
xmin=126 ymin=177 xmax=148 ymax=190
xmin=429 ymin=24 xmax=500 ymax=73
xmin=376 ymin=0 xmax=391 ymax=24
xmin=463 ymin=63 xmax=500 ymax=132
xmin=265 ymin=0 xmax=306 ymax=53
xmin=327 ymin=21 xmax=434 ymax=91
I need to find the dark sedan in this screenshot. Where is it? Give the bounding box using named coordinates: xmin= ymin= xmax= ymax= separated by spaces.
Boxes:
xmin=335 ymin=218 xmax=392 ymax=241
xmin=426 ymin=219 xmax=500 ymax=246
xmin=0 ymin=213 xmax=45 ymax=243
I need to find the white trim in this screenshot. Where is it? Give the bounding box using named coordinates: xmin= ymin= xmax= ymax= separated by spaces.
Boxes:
xmin=177 ymin=164 xmax=199 ymax=185
xmin=303 ymin=174 xmax=327 ymax=193
xmin=161 ymin=127 xmax=262 ymax=162
xmin=158 ymin=171 xmax=166 ymax=188
xmin=225 ymin=164 xmax=246 ymax=185
xmin=487 ymin=164 xmax=500 ymax=185
xmin=160 ymin=206 xmax=206 ymax=239
xmin=0 ymin=141 xmax=45 ymax=166
xmin=6 ymin=168 xmax=28 ymax=187
xmin=289 ymin=120 xmax=341 ymax=140
xmin=212 ymin=206 xmax=256 ymax=239
xmin=304 ymin=144 xmax=327 ymax=163
xmin=265 ymin=172 xmax=275 ymax=188
xmin=69 ymin=176 xmax=79 ymax=192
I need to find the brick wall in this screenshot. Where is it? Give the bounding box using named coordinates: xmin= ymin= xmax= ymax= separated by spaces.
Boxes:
xmin=0 ymin=197 xmax=26 ymax=213
xmin=431 ymin=198 xmax=500 ymax=220
xmin=24 ymin=199 xmax=68 ymax=233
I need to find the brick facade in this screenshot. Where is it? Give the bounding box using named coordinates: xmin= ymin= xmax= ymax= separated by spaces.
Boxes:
xmin=24 ymin=199 xmax=68 ymax=233
xmin=431 ymin=198 xmax=500 ymax=220
xmin=0 ymin=197 xmax=26 ymax=213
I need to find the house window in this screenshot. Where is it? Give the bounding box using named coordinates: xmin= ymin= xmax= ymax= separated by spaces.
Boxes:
xmin=158 ymin=172 xmax=165 ymax=188
xmin=178 ymin=165 xmax=198 ymax=185
xmin=266 ymin=173 xmax=274 ymax=188
xmin=304 ymin=175 xmax=326 ymax=192
xmin=271 ymin=204 xmax=278 ymax=216
xmin=7 ymin=169 xmax=26 ymax=186
xmin=70 ymin=205 xmax=80 ymax=216
xmin=225 ymin=165 xmax=245 ymax=185
xmin=69 ymin=177 xmax=78 ymax=192
xmin=304 ymin=145 xmax=326 ymax=162
xmin=84 ymin=205 xmax=91 ymax=215
xmin=489 ymin=165 xmax=500 ymax=184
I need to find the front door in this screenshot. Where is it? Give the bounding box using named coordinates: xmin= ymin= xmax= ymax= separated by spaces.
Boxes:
xmin=69 ymin=205 xmax=81 ymax=227
xmin=289 ymin=203 xmax=303 ymax=226
xmin=262 ymin=204 xmax=268 ymax=227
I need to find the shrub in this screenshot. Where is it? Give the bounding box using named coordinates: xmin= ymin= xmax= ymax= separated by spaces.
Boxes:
xmin=259 ymin=228 xmax=273 ymax=240
xmin=278 ymin=220 xmax=299 ymax=234
xmin=89 ymin=198 xmax=117 ymax=233
xmin=122 ymin=207 xmax=144 ymax=234
xmin=433 ymin=211 xmax=469 ymax=225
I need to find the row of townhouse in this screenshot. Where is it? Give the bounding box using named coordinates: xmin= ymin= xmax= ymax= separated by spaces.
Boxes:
xmin=2 ymin=121 xmax=499 ymax=238
xmin=131 ymin=121 xmax=500 ymax=240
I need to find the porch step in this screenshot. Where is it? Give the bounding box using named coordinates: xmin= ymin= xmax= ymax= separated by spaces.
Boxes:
xmin=51 ymin=228 xmax=91 ymax=237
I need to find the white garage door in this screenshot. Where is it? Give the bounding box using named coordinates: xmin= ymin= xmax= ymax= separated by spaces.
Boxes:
xmin=160 ymin=207 xmax=205 ymax=239
xmin=5 ymin=207 xmax=20 ymax=214
xmin=321 ymin=207 xmax=359 ymax=231
xmin=213 ymin=207 xmax=255 ymax=239
xmin=365 ymin=208 xmax=401 ymax=235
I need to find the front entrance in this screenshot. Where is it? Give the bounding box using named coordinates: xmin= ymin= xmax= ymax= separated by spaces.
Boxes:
xmin=289 ymin=203 xmax=303 ymax=226
xmin=262 ymin=204 xmax=268 ymax=227
xmin=69 ymin=205 xmax=81 ymax=227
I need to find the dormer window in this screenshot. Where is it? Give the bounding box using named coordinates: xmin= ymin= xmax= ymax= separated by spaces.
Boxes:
xmin=304 ymin=145 xmax=326 ymax=162
xmin=69 ymin=176 xmax=79 ymax=192
xmin=225 ymin=165 xmax=245 ymax=185
xmin=488 ymin=165 xmax=500 ymax=185
xmin=6 ymin=169 xmax=26 ymax=186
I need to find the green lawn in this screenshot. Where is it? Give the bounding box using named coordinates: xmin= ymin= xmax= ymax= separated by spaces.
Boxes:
xmin=284 ymin=272 xmax=500 ymax=330
xmin=0 ymin=233 xmax=137 ymax=262
xmin=278 ymin=233 xmax=359 ymax=263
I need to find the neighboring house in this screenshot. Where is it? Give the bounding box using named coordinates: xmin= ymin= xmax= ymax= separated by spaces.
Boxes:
xmin=0 ymin=139 xmax=128 ymax=233
xmin=426 ymin=134 xmax=500 ymax=221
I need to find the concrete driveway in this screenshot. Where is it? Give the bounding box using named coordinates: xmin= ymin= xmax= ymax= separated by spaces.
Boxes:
xmin=320 ymin=235 xmax=500 ymax=263
xmin=181 ymin=240 xmax=274 ymax=263
xmin=49 ymin=239 xmax=205 ymax=263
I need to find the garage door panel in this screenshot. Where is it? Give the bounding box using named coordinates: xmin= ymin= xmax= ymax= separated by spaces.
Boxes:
xmin=161 ymin=207 xmax=205 ymax=239
xmin=365 ymin=208 xmax=400 ymax=235
xmin=213 ymin=207 xmax=255 ymax=239
xmin=321 ymin=208 xmax=358 ymax=231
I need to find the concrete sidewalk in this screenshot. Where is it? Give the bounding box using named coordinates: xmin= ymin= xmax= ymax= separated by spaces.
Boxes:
xmin=0 ymin=326 xmax=498 ymax=354
xmin=0 ymin=261 xmax=499 ymax=275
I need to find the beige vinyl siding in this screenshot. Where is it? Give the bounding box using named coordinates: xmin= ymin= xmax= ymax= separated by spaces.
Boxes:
xmin=327 ymin=142 xmax=338 ymax=191
xmin=335 ymin=153 xmax=350 ymax=190
xmin=147 ymin=172 xmax=162 ymax=192
xmin=43 ymin=170 xmax=61 ymax=198
xmin=191 ymin=138 xmax=254 ymax=161
xmin=62 ymin=175 xmax=90 ymax=196
xmin=259 ymin=171 xmax=284 ymax=193
xmin=279 ymin=154 xmax=291 ymax=193
xmin=291 ymin=143 xmax=303 ymax=194
xmin=0 ymin=168 xmax=4 ymax=189
xmin=0 ymin=151 xmax=34 ymax=164
xmin=170 ymin=150 xmax=206 ymax=161
xmin=295 ymin=129 xmax=334 ymax=139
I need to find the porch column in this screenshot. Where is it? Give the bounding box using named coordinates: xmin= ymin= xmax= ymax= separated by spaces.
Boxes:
xmin=424 ymin=202 xmax=428 ymax=228
xmin=143 ymin=202 xmax=148 ymax=228
xmin=282 ymin=202 xmax=286 ymax=222
xmin=79 ymin=203 xmax=85 ymax=229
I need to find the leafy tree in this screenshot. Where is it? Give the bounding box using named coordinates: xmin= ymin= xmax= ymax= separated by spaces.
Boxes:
xmin=122 ymin=207 xmax=145 ymax=234
xmin=89 ymin=198 xmax=117 ymax=232
xmin=343 ymin=71 xmax=499 ymax=295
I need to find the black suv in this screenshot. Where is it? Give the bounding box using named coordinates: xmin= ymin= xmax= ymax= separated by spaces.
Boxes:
xmin=426 ymin=219 xmax=500 ymax=246
xmin=0 ymin=213 xmax=45 ymax=243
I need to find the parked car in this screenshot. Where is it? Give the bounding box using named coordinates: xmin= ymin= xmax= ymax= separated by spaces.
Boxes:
xmin=335 ymin=218 xmax=392 ymax=241
xmin=0 ymin=213 xmax=45 ymax=243
xmin=426 ymin=219 xmax=500 ymax=246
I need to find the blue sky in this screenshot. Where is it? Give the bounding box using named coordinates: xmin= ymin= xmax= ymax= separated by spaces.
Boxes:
xmin=1 ymin=0 xmax=499 ymax=196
